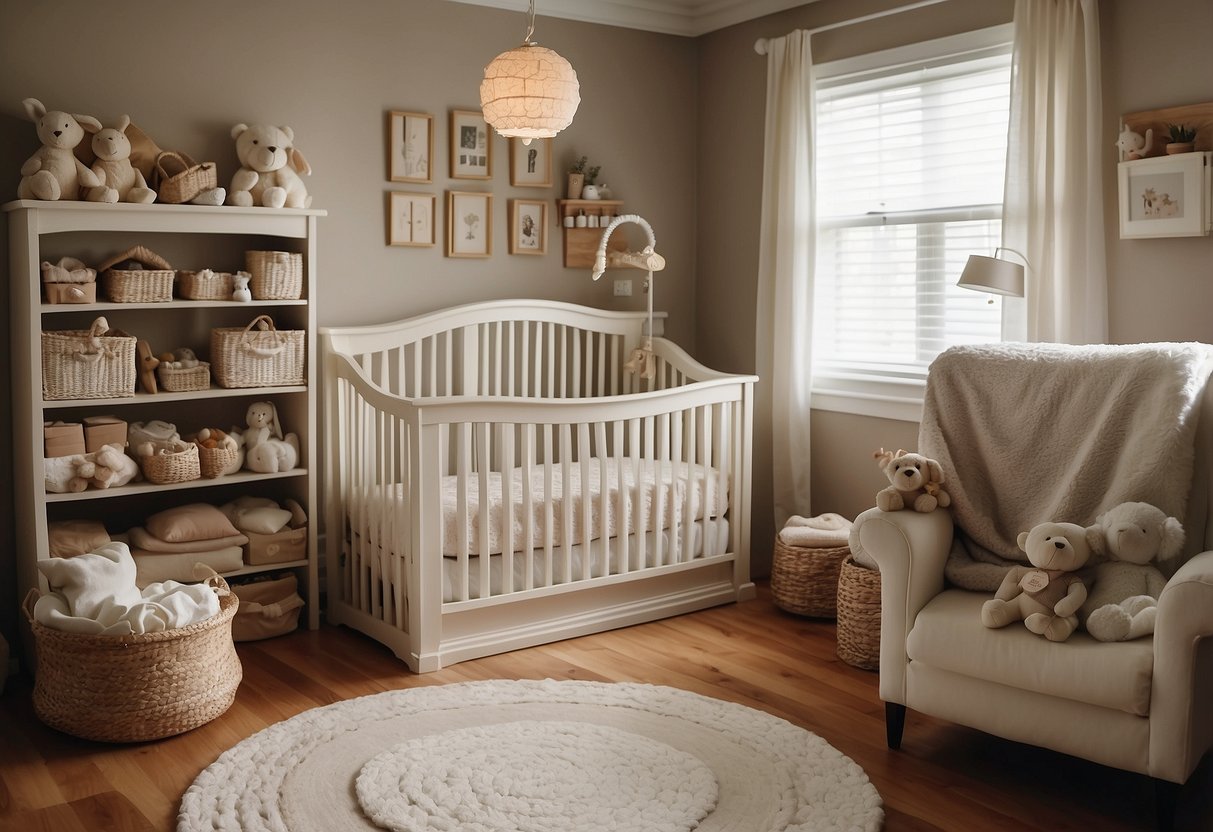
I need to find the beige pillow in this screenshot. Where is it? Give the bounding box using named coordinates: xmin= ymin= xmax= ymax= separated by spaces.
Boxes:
xmin=145 ymin=503 xmax=240 ymax=543
xmin=48 ymin=519 xmax=111 ymax=557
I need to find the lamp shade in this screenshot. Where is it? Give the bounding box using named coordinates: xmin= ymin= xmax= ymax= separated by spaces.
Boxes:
xmin=957 ymin=254 xmax=1024 ymax=297
xmin=480 ymin=44 xmax=580 ymax=141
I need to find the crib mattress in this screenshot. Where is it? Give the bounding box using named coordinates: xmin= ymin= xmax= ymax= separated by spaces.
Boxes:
xmin=355 ymin=458 xmax=729 ymax=557
xmin=351 ymin=518 xmax=730 ymax=603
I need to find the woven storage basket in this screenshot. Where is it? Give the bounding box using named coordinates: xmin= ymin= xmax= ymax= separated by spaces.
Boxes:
xmin=140 ymin=443 xmax=201 ymax=484
xmin=770 ymin=537 xmax=850 ymax=617
xmin=246 ymin=250 xmax=302 ymax=300
xmin=98 ymin=245 xmax=174 ymax=303
xmin=211 ymin=315 xmax=305 ymax=388
xmin=197 ymin=441 xmax=240 ymax=479
xmin=156 ymin=361 xmax=211 ymax=393
xmin=41 ymin=316 xmax=136 ymax=400
xmin=155 ymin=151 xmax=218 ymax=204
xmin=21 ymin=578 xmax=241 ymax=743
xmin=178 ymin=270 xmax=234 ymax=300
xmin=836 ymin=555 xmax=882 ymax=671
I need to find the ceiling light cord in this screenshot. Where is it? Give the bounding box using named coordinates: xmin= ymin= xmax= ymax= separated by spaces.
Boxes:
xmin=524 ymin=0 xmax=536 ymax=44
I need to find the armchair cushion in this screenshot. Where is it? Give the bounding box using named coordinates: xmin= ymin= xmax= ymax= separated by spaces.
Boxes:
xmin=907 ymin=590 xmax=1155 ymax=716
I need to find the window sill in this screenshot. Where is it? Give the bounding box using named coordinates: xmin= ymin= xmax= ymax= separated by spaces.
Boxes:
xmin=811 ymin=374 xmax=925 ymax=423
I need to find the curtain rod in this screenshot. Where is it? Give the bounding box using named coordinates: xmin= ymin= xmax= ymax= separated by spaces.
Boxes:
xmin=754 ymin=0 xmax=951 ymax=54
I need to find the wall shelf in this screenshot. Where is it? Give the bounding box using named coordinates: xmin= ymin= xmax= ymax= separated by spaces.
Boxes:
xmin=556 ymin=199 xmax=627 ymax=268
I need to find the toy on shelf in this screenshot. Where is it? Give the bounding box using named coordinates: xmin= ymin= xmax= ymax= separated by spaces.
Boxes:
xmin=1115 ymin=124 xmax=1153 ymax=160
xmin=85 ymin=115 xmax=156 ymax=204
xmin=17 ymin=98 xmax=102 ymax=201
xmin=227 ymin=124 xmax=311 ymax=209
xmin=194 ymin=427 xmax=243 ymax=478
xmin=41 ymin=257 xmax=97 ymax=304
xmin=91 ymin=443 xmax=140 ymax=489
xmin=232 ymin=272 xmax=252 ymax=302
xmin=242 ymin=401 xmax=299 ymax=473
xmin=128 ymin=419 xmax=182 ymax=455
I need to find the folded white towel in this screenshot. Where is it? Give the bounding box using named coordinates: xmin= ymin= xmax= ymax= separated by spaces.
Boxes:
xmin=778 ymin=513 xmax=852 ymax=547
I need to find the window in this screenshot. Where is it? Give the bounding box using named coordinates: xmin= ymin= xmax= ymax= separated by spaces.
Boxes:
xmin=811 ymin=29 xmax=1012 ymax=419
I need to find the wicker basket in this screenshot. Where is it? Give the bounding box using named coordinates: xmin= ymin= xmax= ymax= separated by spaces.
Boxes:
xmin=98 ymin=245 xmax=174 ymax=303
xmin=246 ymin=250 xmax=303 ymax=300
xmin=770 ymin=536 xmax=850 ymax=618
xmin=836 ymin=555 xmax=882 ymax=671
xmin=156 ymin=361 xmax=211 ymax=392
xmin=140 ymin=442 xmax=201 ymax=484
xmin=41 ymin=316 xmax=136 ymax=400
xmin=197 ymin=441 xmax=240 ymax=479
xmin=21 ymin=578 xmax=241 ymax=742
xmin=155 ymin=151 xmax=218 ymax=204
xmin=211 ymin=315 xmax=305 ymax=388
xmin=178 ymin=270 xmax=234 ymax=301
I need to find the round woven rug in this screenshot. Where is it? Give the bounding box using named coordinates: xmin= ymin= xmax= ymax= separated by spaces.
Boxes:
xmin=178 ymin=679 xmax=882 ymax=832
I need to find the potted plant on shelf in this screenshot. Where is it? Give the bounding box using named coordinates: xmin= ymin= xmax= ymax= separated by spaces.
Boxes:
xmin=1166 ymin=124 xmax=1197 ymax=154
xmin=581 ymin=164 xmax=603 ymax=200
xmin=568 ymin=156 xmax=588 ymax=200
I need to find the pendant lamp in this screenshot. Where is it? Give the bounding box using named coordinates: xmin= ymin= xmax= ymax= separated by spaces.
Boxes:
xmin=480 ymin=0 xmax=580 ymax=145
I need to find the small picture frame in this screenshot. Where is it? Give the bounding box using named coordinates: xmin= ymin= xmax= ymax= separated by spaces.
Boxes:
xmin=509 ymin=199 xmax=547 ymax=255
xmin=509 ymin=137 xmax=552 ymax=188
xmin=387 ymin=191 xmax=436 ymax=247
xmin=1118 ymin=152 xmax=1211 ymax=239
xmin=387 ymin=111 xmax=433 ymax=184
xmin=447 ymin=191 xmax=492 ymax=257
xmin=449 ymin=109 xmax=492 ymax=180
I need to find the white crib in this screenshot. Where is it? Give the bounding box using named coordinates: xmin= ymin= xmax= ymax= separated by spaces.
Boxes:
xmin=321 ymin=299 xmax=756 ymax=672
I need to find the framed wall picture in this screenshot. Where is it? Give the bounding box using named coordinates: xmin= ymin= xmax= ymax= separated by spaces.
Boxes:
xmin=449 ymin=109 xmax=492 ymax=180
xmin=509 ymin=137 xmax=552 ymax=188
xmin=1118 ymin=152 xmax=1211 ymax=239
xmin=447 ymin=191 xmax=492 ymax=257
xmin=509 ymin=199 xmax=547 ymax=255
xmin=387 ymin=111 xmax=433 ymax=184
xmin=387 ymin=191 xmax=436 ymax=247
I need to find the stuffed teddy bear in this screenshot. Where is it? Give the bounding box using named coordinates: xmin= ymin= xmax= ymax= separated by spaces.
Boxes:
xmin=243 ymin=401 xmax=299 ymax=473
xmin=90 ymin=442 xmax=140 ymax=489
xmin=981 ymin=521 xmax=1099 ymax=642
xmin=44 ymin=452 xmax=96 ymax=493
xmin=873 ymin=447 xmax=951 ymax=513
xmin=17 ymin=98 xmax=103 ymax=201
xmin=227 ymin=123 xmax=312 ymax=209
xmin=1081 ymin=501 xmax=1183 ymax=642
xmin=84 ymin=115 xmax=156 ymax=204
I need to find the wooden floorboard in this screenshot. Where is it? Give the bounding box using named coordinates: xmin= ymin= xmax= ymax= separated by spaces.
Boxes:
xmin=1 ymin=584 xmax=1208 ymax=831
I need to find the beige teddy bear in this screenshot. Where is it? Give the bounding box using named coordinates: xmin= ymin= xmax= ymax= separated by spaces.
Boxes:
xmin=873 ymin=447 xmax=951 ymax=513
xmin=982 ymin=521 xmax=1098 ymax=642
xmin=17 ymin=98 xmax=102 ymax=201
xmin=90 ymin=443 xmax=140 ymax=489
xmin=84 ymin=115 xmax=156 ymax=204
xmin=227 ymin=123 xmax=312 ymax=209
xmin=44 ymin=453 xmax=96 ymax=493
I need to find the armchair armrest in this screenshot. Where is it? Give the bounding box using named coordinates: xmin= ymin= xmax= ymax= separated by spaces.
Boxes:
xmin=851 ymin=507 xmax=954 ymax=704
xmin=1149 ymin=550 xmax=1213 ymax=783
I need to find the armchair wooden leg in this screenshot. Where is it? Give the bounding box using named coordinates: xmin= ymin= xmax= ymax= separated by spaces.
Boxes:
xmin=1154 ymin=778 xmax=1180 ymax=832
xmin=885 ymin=702 xmax=906 ymax=750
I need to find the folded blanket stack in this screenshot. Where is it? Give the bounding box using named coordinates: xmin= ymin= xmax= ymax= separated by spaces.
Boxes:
xmin=778 ymin=513 xmax=852 ymax=548
xmin=34 ymin=541 xmax=218 ymax=635
xmin=128 ymin=503 xmax=247 ymax=585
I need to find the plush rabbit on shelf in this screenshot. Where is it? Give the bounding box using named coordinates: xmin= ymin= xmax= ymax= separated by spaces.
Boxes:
xmin=242 ymin=401 xmax=299 ymax=473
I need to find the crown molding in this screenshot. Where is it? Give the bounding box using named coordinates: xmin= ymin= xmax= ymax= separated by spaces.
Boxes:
xmin=445 ymin=0 xmax=819 ymax=37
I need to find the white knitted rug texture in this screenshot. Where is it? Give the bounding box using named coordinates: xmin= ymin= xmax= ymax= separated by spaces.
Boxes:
xmin=178 ymin=679 xmax=882 ymax=832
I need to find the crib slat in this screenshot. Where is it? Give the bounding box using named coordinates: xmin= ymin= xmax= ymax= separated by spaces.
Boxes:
xmin=506 ymin=321 xmax=516 ymax=397
xmin=522 ymin=425 xmax=536 ymax=591
xmin=521 ymin=321 xmax=531 ymax=398
xmin=560 ymin=424 xmax=574 ymax=583
xmin=629 ymin=418 xmax=643 ymax=571
xmin=444 ymin=330 xmax=453 ymax=395
xmin=578 ymin=422 xmax=592 ymax=581
xmin=671 ymin=408 xmax=685 ymax=563
xmin=501 ymin=424 xmax=515 ymax=595
xmin=583 ymin=330 xmax=593 ymax=397
xmin=655 ymin=412 xmax=668 ymax=567
xmin=478 ymin=422 xmax=491 ymax=600
xmin=372 ymin=405 xmax=385 ymax=620
xmin=546 ymin=323 xmax=555 ymax=398
xmin=456 ymin=422 xmax=471 ymax=602
xmin=704 ymin=404 xmax=716 ymax=543
xmin=397 ymin=415 xmax=409 ymax=628
xmin=543 ymin=423 xmax=555 ymax=587
xmin=683 ymin=405 xmax=697 ymax=563
xmin=603 ymin=421 xmax=617 ymax=574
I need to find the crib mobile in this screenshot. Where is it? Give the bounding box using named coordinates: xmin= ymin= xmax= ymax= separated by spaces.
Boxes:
xmin=591 ymin=215 xmax=666 ymax=380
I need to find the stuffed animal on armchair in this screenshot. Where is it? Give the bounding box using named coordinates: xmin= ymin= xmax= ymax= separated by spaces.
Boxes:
xmin=873 ymin=448 xmax=952 ymax=513
xmin=1081 ymin=501 xmax=1183 ymax=642
xmin=17 ymin=98 xmax=102 ymax=201
xmin=227 ymin=124 xmax=312 ymax=209
xmin=242 ymin=401 xmax=299 ymax=473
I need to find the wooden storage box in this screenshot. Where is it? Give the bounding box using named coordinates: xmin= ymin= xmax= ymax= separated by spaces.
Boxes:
xmin=82 ymin=415 xmax=127 ymax=454
xmin=44 ymin=283 xmax=97 ymax=304
xmin=245 ymin=521 xmax=307 ymax=565
xmin=44 ymin=422 xmax=85 ymax=458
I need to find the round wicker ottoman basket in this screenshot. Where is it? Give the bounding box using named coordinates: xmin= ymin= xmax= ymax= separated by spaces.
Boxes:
xmin=22 ymin=580 xmax=241 ymax=742
xmin=835 ymin=555 xmax=882 ymax=670
xmin=770 ymin=537 xmax=850 ymax=618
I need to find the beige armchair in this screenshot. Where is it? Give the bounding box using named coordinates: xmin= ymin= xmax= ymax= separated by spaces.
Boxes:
xmin=851 ymin=344 xmax=1213 ymax=830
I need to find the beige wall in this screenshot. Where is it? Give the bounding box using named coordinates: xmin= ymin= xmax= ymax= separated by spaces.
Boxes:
xmin=0 ymin=0 xmax=699 ymax=642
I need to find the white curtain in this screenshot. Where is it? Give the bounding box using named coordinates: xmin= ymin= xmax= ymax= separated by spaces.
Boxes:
xmin=755 ymin=31 xmax=815 ymax=528
xmin=1002 ymin=0 xmax=1108 ymax=344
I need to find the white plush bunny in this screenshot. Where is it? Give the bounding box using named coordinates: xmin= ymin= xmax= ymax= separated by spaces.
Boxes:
xmin=242 ymin=401 xmax=299 ymax=473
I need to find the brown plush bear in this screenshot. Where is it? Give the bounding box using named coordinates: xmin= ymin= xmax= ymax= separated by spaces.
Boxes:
xmin=873 ymin=448 xmax=951 ymax=513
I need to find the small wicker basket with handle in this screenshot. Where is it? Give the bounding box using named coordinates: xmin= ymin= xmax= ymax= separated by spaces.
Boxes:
xmin=211 ymin=314 xmax=305 ymax=388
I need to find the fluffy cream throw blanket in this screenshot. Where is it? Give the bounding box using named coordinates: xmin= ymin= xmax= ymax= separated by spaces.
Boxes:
xmin=920 ymin=342 xmax=1213 ymax=590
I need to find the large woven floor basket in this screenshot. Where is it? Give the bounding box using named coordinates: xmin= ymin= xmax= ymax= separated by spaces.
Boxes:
xmin=770 ymin=537 xmax=850 ymax=618
xmin=22 ymin=584 xmax=241 ymax=743
xmin=836 ymin=555 xmax=882 ymax=670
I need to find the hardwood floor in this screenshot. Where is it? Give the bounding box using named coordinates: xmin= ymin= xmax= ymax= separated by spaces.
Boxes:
xmin=1 ymin=585 xmax=1208 ymax=831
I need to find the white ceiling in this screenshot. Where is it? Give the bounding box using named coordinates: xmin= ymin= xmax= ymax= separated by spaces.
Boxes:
xmin=445 ymin=0 xmax=817 ymax=37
